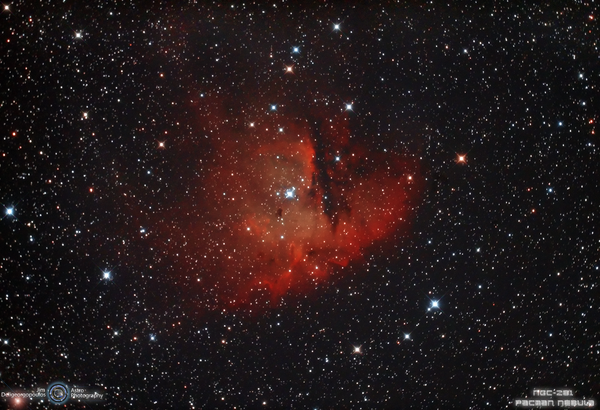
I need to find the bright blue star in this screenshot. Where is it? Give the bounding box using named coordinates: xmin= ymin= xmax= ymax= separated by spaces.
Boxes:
xmin=427 ymin=299 xmax=440 ymax=311
xmin=270 ymin=104 xmax=277 ymax=111
xmin=292 ymin=46 xmax=300 ymax=53
xmin=5 ymin=207 xmax=13 ymax=216
xmin=285 ymin=188 xmax=296 ymax=199
xmin=103 ymin=271 xmax=111 ymax=280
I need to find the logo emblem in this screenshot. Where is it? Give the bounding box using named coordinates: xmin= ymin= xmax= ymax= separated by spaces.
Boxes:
xmin=47 ymin=382 xmax=70 ymax=405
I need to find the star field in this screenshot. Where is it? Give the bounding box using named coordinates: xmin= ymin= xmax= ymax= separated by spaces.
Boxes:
xmin=1 ymin=1 xmax=599 ymax=409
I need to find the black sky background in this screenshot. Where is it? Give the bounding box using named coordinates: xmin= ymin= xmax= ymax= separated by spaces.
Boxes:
xmin=1 ymin=1 xmax=598 ymax=408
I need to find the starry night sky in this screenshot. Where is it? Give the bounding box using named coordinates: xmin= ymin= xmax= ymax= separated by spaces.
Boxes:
xmin=1 ymin=1 xmax=599 ymax=409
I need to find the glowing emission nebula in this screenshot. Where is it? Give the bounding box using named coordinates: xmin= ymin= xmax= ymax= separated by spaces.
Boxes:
xmin=156 ymin=94 xmax=421 ymax=309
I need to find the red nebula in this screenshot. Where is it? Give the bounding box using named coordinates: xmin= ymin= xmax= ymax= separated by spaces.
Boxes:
xmin=156 ymin=94 xmax=422 ymax=311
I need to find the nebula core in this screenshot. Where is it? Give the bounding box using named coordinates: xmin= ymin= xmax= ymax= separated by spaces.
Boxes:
xmin=156 ymin=94 xmax=421 ymax=310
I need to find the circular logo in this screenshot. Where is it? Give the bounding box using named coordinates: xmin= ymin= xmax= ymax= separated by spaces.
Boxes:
xmin=47 ymin=382 xmax=70 ymax=405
